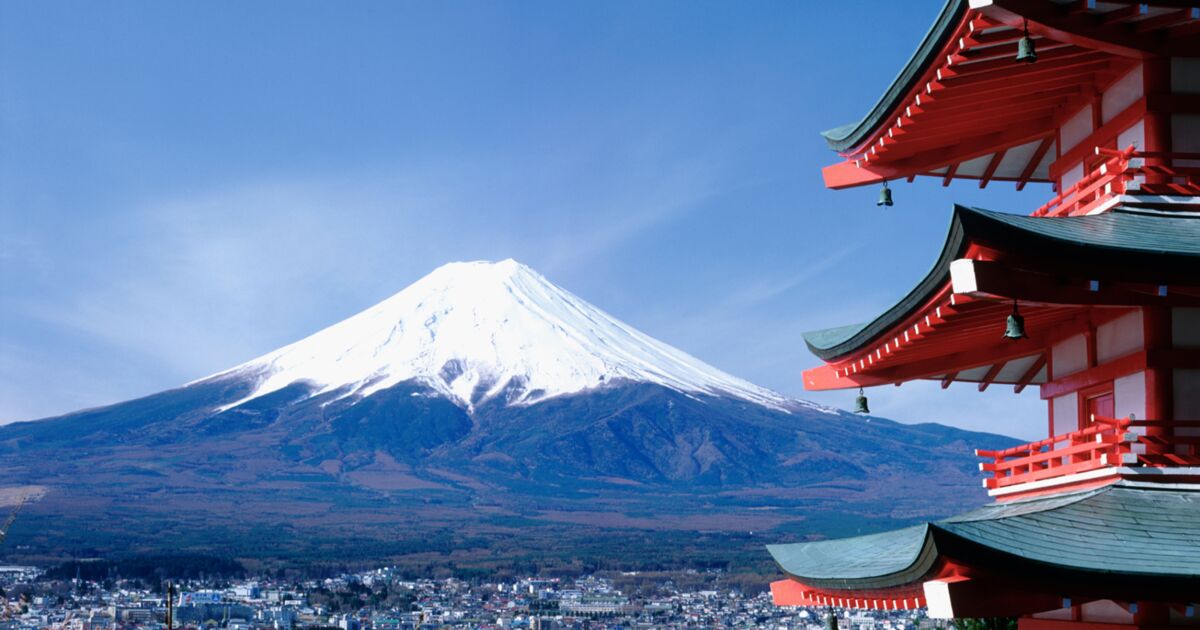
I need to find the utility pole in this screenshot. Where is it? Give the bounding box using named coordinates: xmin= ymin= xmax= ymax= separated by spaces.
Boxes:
xmin=166 ymin=582 xmax=175 ymax=630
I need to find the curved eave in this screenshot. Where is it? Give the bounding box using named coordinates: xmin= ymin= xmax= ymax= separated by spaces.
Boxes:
xmin=803 ymin=207 xmax=969 ymax=362
xmin=821 ymin=0 xmax=967 ymax=153
xmin=769 ymin=486 xmax=1200 ymax=607
xmin=804 ymin=205 xmax=1200 ymax=364
xmin=767 ymin=524 xmax=939 ymax=591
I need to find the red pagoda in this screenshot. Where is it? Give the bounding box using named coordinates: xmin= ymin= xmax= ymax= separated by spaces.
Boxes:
xmin=768 ymin=0 xmax=1200 ymax=627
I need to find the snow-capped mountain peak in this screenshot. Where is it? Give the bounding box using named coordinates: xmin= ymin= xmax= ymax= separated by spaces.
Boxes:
xmin=211 ymin=259 xmax=801 ymax=412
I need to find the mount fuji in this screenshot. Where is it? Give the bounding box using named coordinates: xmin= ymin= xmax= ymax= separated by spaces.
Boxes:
xmin=209 ymin=259 xmax=796 ymax=414
xmin=0 ymin=260 xmax=1016 ymax=567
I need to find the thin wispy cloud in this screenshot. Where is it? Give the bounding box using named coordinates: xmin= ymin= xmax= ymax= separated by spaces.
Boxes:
xmin=3 ymin=146 xmax=738 ymax=422
xmin=1 ymin=0 xmax=1044 ymax=439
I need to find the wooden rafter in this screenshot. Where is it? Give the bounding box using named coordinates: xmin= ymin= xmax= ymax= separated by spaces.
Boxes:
xmin=1168 ymin=19 xmax=1200 ymax=39
xmin=943 ymin=44 xmax=1100 ymax=76
xmin=919 ymin=84 xmax=1087 ymax=117
xmin=1014 ymin=354 xmax=1048 ymax=394
xmin=1099 ymin=4 xmax=1149 ymax=25
xmin=954 ymin=39 xmax=1071 ymax=64
xmin=977 ymin=362 xmax=1007 ymax=392
xmin=1132 ymin=8 xmax=1197 ymax=33
xmin=882 ymin=112 xmax=1052 ymax=150
xmin=875 ymin=121 xmax=1054 ymax=165
xmin=825 ymin=123 xmax=1053 ymax=188
xmin=942 ymin=162 xmax=959 ymax=187
xmin=979 ymin=149 xmax=1008 ymax=189
xmin=922 ymin=66 xmax=1111 ymax=106
xmin=979 ymin=0 xmax=1175 ymax=57
xmin=938 ymin=55 xmax=1116 ymax=91
xmin=1016 ymin=137 xmax=1055 ymax=191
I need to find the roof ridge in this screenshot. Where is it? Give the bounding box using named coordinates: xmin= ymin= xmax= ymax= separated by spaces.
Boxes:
xmin=939 ymin=486 xmax=1105 ymax=524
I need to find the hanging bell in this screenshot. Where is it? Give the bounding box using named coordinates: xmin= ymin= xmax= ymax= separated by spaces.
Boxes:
xmin=854 ymin=387 xmax=870 ymax=414
xmin=1004 ymin=300 xmax=1027 ymax=340
xmin=877 ymin=181 xmax=893 ymax=207
xmin=1016 ymin=20 xmax=1037 ymax=64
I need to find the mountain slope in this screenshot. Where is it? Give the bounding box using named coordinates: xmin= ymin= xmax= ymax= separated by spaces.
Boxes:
xmin=0 ymin=260 xmax=1019 ymax=565
xmin=208 ymin=259 xmax=795 ymax=413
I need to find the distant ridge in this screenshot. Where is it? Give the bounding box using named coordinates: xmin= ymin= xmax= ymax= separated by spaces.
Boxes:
xmin=0 ymin=259 xmax=1020 ymax=564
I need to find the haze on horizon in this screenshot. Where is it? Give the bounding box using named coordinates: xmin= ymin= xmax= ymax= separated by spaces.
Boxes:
xmin=0 ymin=0 xmax=1047 ymax=438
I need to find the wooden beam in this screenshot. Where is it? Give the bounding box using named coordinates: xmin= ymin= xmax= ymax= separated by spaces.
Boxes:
xmin=924 ymin=576 xmax=1074 ymax=619
xmin=884 ymin=111 xmax=1053 ymax=150
xmin=918 ymin=69 xmax=1107 ymax=111
xmin=1049 ymin=97 xmax=1147 ymax=179
xmin=940 ymin=46 xmax=1103 ymax=81
xmin=1039 ymin=351 xmax=1145 ymax=399
xmin=1132 ymin=8 xmax=1196 ymax=33
xmin=1150 ymin=347 xmax=1200 ymax=370
xmin=954 ymin=40 xmax=1073 ymax=64
xmin=823 ymin=124 xmax=1054 ymax=189
xmin=868 ymin=339 xmax=1052 ymax=388
xmin=960 ymin=28 xmax=1026 ymax=48
xmin=1016 ymin=137 xmax=1055 ymax=191
xmin=978 ymin=362 xmax=1007 ymax=392
xmin=938 ymin=52 xmax=1114 ymax=89
xmin=919 ymin=83 xmax=1088 ymax=115
xmin=942 ymin=162 xmax=959 ymax=187
xmin=1099 ymin=3 xmax=1149 ymax=25
xmin=942 ymin=372 xmax=958 ymax=389
xmin=1014 ymin=354 xmax=1047 ymax=394
xmin=977 ymin=0 xmax=1168 ymax=58
xmin=802 ymin=364 xmax=896 ymax=391
xmin=876 ymin=117 xmax=1055 ymax=160
xmin=949 ymin=259 xmax=1200 ymax=307
xmin=1166 ymin=16 xmax=1200 ymax=38
xmin=979 ymin=149 xmax=1008 ymax=188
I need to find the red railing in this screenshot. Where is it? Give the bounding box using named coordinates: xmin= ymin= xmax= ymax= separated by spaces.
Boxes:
xmin=1032 ymin=147 xmax=1200 ymax=218
xmin=975 ymin=416 xmax=1200 ymax=491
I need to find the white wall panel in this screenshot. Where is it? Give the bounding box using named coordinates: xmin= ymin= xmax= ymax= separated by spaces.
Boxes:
xmin=1061 ymin=163 xmax=1084 ymax=192
xmin=1097 ymin=311 xmax=1143 ymax=363
xmin=1052 ymin=334 xmax=1088 ymax=378
xmin=1060 ymin=104 xmax=1094 ymax=153
xmin=1172 ymin=58 xmax=1200 ymax=94
xmin=1173 ymin=115 xmax=1200 ymax=168
xmin=1102 ymin=65 xmax=1143 ymax=124
xmin=1117 ymin=119 xmax=1144 ymax=153
xmin=1175 ymin=370 xmax=1200 ymax=421
xmin=1174 ymin=308 xmax=1200 ymax=348
xmin=1053 ymin=393 xmax=1078 ymax=435
xmin=1114 ymin=371 xmax=1145 ymax=420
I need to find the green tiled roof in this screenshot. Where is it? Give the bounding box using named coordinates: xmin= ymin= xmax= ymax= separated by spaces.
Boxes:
xmin=801 ymin=323 xmax=868 ymax=354
xmin=971 ymin=206 xmax=1200 ymax=257
xmin=766 ymin=525 xmax=933 ymax=589
xmin=941 ymin=485 xmax=1200 ymax=577
xmin=767 ymin=485 xmax=1200 ymax=589
xmin=803 ymin=206 xmax=1200 ymax=360
xmin=821 ymin=0 xmax=965 ymax=152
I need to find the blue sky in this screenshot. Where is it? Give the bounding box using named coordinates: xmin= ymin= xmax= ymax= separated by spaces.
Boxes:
xmin=0 ymin=1 xmax=1048 ymax=438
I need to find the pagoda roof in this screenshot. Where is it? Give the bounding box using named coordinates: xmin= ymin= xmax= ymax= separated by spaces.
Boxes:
xmin=818 ymin=0 xmax=1200 ymax=190
xmin=768 ymin=484 xmax=1200 ymax=590
xmin=820 ymin=0 xmax=966 ymax=153
xmin=804 ymin=205 xmax=1200 ymax=363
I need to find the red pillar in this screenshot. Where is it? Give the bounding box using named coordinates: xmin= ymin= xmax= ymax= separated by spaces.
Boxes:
xmin=1143 ymin=307 xmax=1174 ymax=458
xmin=1141 ymin=57 xmax=1172 ymax=187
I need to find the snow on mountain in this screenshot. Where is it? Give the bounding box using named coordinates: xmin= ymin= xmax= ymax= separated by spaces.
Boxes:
xmin=209 ymin=259 xmax=808 ymax=413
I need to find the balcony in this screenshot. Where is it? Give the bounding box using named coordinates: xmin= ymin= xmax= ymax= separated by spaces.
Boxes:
xmin=975 ymin=416 xmax=1200 ymax=498
xmin=1033 ymin=147 xmax=1200 ymax=218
